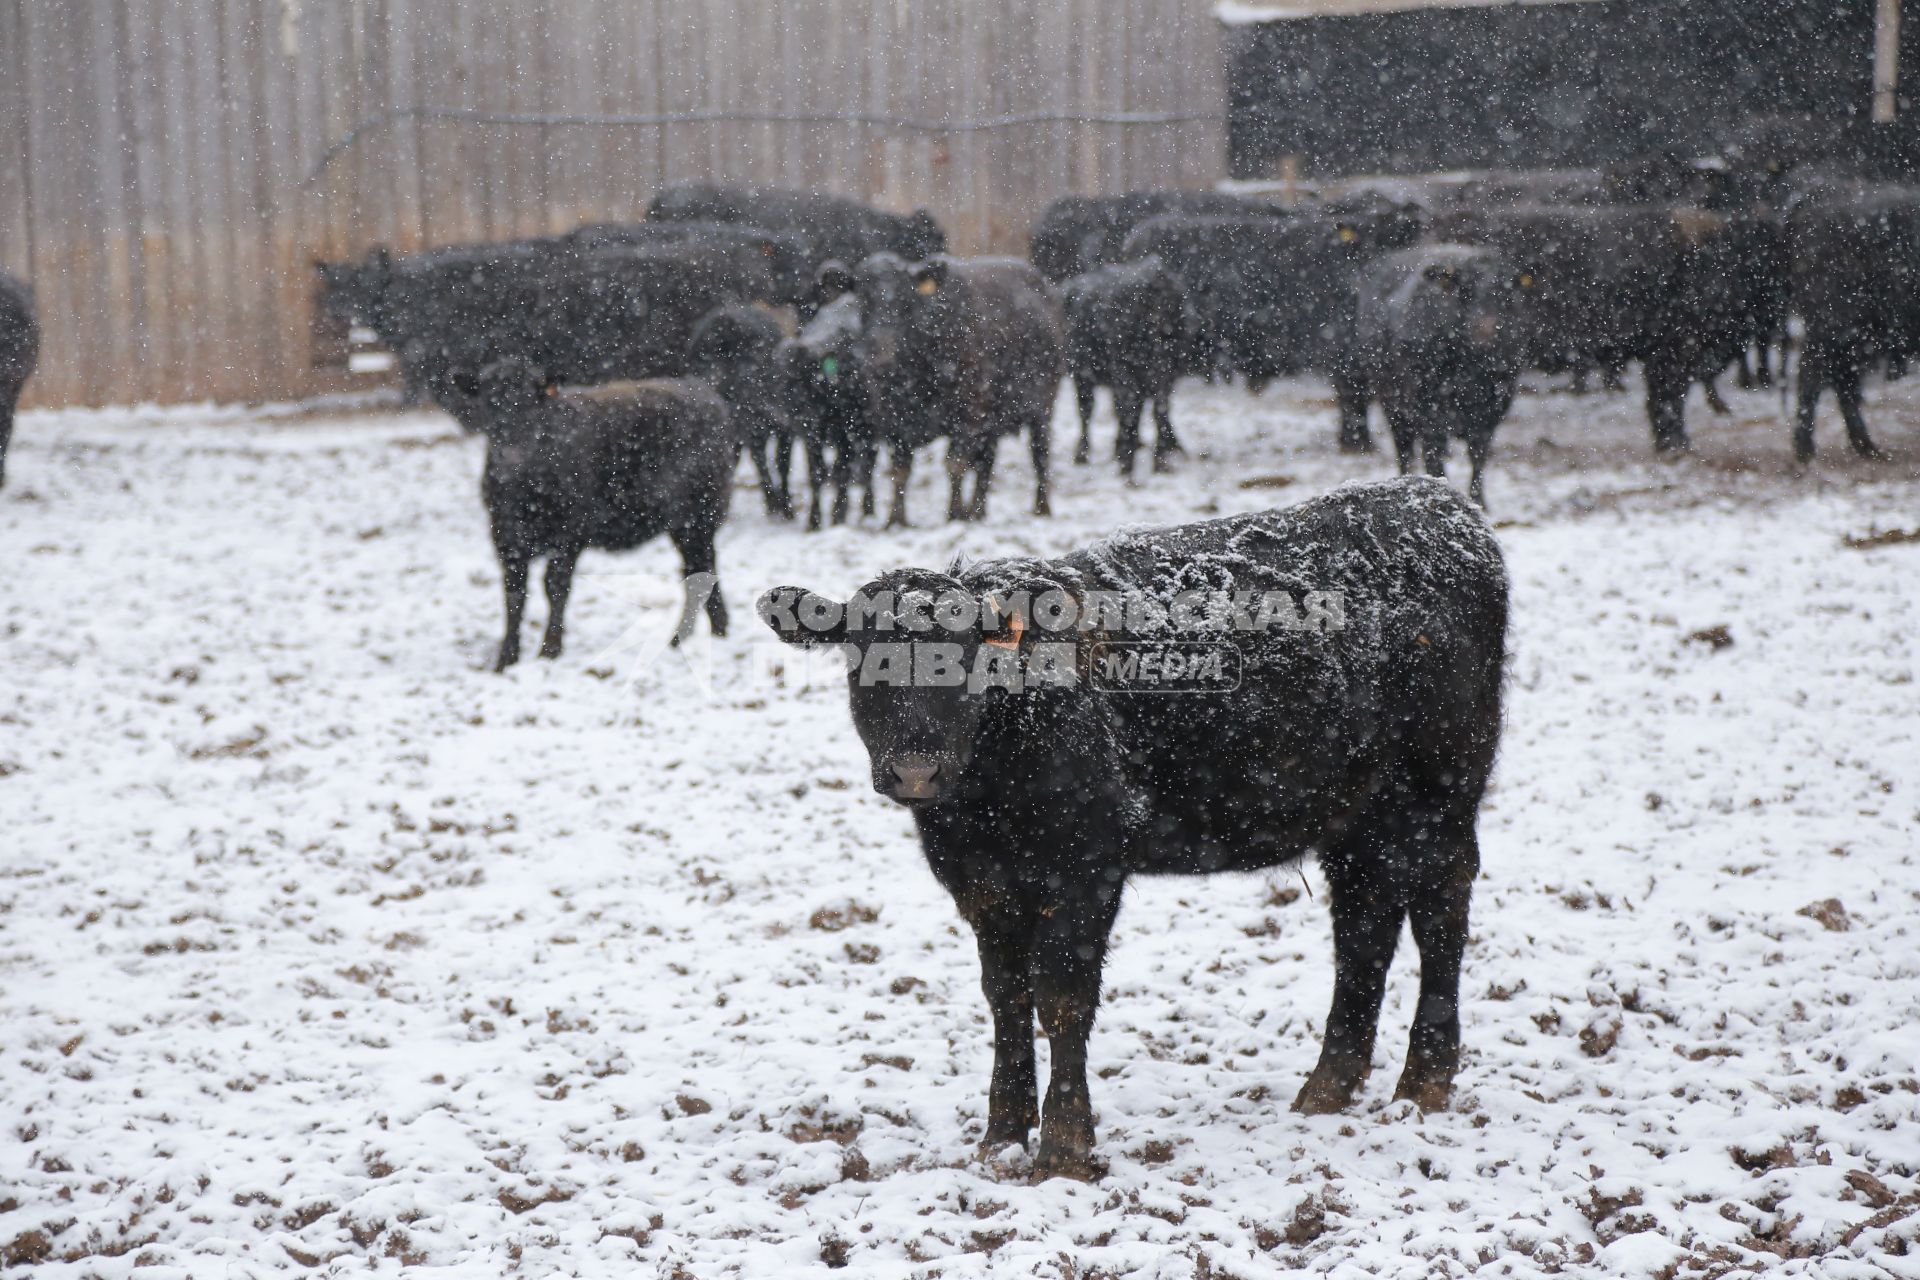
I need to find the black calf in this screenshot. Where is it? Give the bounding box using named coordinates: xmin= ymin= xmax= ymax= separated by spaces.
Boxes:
xmin=1061 ymin=257 xmax=1191 ymax=479
xmin=439 ymin=361 xmax=736 ymax=670
xmin=1344 ymin=245 xmax=1531 ymax=507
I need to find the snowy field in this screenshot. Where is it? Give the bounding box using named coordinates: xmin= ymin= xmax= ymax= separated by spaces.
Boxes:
xmin=2 ymin=373 xmax=1917 ymax=1279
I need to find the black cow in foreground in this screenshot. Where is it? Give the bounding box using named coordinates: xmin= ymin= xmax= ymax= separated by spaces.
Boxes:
xmin=1342 ymin=245 xmax=1531 ymax=507
xmin=0 ymin=270 xmax=38 ymax=489
xmin=850 ymin=254 xmax=1063 ymax=525
xmin=438 ymin=361 xmax=736 ymax=670
xmin=760 ymin=476 xmax=1508 ymax=1179
xmin=647 ymin=183 xmax=946 ymax=275
xmin=1061 ymin=257 xmax=1192 ymax=478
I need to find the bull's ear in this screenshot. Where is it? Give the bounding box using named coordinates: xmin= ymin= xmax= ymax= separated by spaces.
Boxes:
xmin=912 ymin=258 xmax=949 ymax=295
xmin=758 ymin=585 xmax=848 ymax=648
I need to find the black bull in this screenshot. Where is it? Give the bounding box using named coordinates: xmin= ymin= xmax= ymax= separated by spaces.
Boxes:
xmin=760 ymin=476 xmax=1508 ymax=1179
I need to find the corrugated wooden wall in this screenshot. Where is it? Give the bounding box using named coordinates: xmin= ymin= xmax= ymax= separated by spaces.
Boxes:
xmin=0 ymin=0 xmax=1228 ymax=409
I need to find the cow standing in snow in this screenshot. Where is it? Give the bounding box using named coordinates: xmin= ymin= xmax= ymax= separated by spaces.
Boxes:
xmin=761 ymin=477 xmax=1508 ymax=1179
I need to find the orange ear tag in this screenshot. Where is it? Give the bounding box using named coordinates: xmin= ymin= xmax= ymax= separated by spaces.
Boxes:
xmin=982 ymin=605 xmax=1025 ymax=651
xmin=916 ymin=278 xmax=940 ymax=296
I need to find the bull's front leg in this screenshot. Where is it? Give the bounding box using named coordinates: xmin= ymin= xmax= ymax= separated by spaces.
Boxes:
xmin=1030 ymin=884 xmax=1123 ymax=1181
xmin=971 ymin=924 xmax=1038 ymax=1152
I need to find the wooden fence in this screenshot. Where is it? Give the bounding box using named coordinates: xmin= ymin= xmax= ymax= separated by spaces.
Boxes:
xmin=0 ymin=0 xmax=1228 ymax=409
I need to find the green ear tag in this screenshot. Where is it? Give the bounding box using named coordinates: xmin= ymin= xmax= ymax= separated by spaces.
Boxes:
xmin=821 ymin=356 xmax=839 ymax=379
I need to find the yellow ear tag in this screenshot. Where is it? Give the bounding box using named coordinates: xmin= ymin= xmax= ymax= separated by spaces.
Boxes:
xmin=916 ymin=277 xmax=940 ymax=296
xmin=1519 ymin=273 xmax=1534 ymax=289
xmin=1338 ymin=226 xmax=1358 ymax=243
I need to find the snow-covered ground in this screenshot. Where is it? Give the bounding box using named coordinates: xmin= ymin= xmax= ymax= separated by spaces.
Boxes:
xmin=2 ymin=373 xmax=1917 ymax=1279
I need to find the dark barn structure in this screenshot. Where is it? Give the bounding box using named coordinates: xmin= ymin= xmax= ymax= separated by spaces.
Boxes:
xmin=1225 ymin=0 xmax=1920 ymax=179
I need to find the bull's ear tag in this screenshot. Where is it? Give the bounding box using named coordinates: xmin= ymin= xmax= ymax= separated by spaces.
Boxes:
xmin=1518 ymin=273 xmax=1534 ymax=289
xmin=982 ymin=598 xmax=1025 ymax=651
xmin=1337 ymin=225 xmax=1358 ymax=243
xmin=821 ymin=356 xmax=839 ymax=379
xmin=916 ymin=277 xmax=940 ymax=296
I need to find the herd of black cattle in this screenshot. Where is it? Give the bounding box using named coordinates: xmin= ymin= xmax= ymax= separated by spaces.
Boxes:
xmin=0 ymin=160 xmax=1907 ymax=1181
xmin=0 ymin=156 xmax=1915 ymax=666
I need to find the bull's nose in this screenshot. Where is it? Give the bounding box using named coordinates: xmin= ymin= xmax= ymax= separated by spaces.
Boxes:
xmin=889 ymin=756 xmax=941 ymax=798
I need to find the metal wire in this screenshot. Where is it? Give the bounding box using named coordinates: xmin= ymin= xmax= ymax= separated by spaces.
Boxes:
xmin=303 ymin=105 xmax=1224 ymax=186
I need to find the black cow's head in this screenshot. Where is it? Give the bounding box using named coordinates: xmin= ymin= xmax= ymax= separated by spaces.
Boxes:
xmin=781 ymin=290 xmax=864 ymax=402
xmin=313 ymin=247 xmax=394 ymax=326
xmin=438 ymin=356 xmax=550 ymax=435
xmin=760 ymin=567 xmax=1078 ymax=807
xmin=1397 ymin=246 xmax=1536 ymax=368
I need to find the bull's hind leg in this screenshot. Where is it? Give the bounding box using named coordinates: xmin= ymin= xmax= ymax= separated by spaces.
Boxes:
xmin=1293 ymin=881 xmax=1404 ymax=1115
xmin=1394 ymin=824 xmax=1479 ymax=1110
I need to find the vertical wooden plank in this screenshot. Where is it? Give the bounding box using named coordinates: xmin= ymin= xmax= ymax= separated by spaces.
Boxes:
xmin=636 ymin=0 xmax=666 ymax=205
xmin=100 ymin=0 xmax=150 ymax=403
xmin=118 ymin=0 xmax=169 ymax=401
xmin=384 ymin=0 xmax=426 ymax=252
xmin=23 ymin=3 xmax=98 ymax=406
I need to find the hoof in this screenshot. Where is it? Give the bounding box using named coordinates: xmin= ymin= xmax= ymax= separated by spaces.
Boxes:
xmin=1391 ymin=1076 xmax=1455 ymax=1112
xmin=1031 ymin=1143 xmax=1102 ymax=1183
xmin=1073 ymin=445 xmax=1091 ymax=466
xmin=1291 ymin=1072 xmax=1362 ymax=1116
xmin=1338 ymin=438 xmax=1374 ymax=456
xmin=977 ymin=1126 xmax=1032 ymax=1158
xmin=1853 ymin=444 xmax=1892 ymax=463
xmin=1151 ymin=457 xmax=1173 ymax=475
xmin=538 ymin=641 xmax=563 ymax=660
xmin=493 ymin=649 xmax=520 ymax=673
